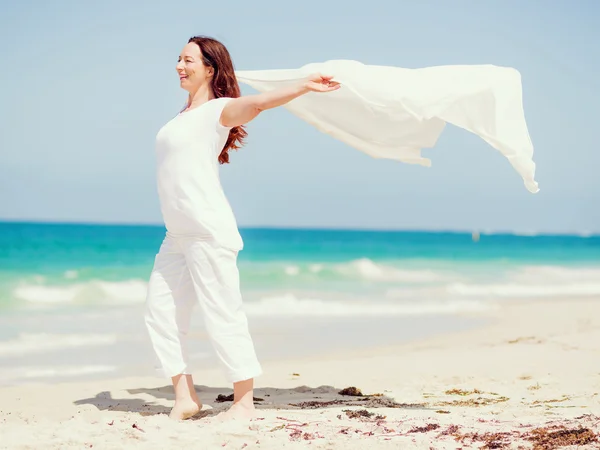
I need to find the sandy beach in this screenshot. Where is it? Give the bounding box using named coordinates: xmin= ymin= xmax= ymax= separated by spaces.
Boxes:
xmin=1 ymin=296 xmax=599 ymax=449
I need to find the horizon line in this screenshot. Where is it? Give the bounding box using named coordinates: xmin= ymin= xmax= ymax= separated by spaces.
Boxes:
xmin=0 ymin=218 xmax=597 ymax=238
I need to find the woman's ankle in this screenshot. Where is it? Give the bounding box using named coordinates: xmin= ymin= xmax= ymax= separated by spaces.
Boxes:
xmin=172 ymin=374 xmax=198 ymax=401
xmin=233 ymin=378 xmax=254 ymax=405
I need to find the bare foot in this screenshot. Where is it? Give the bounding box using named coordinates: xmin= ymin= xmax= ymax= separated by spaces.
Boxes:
xmin=169 ymin=398 xmax=202 ymax=420
xmin=216 ymin=402 xmax=258 ymax=422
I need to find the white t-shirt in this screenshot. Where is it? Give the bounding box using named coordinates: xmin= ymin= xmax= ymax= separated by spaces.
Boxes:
xmin=155 ymin=97 xmax=243 ymax=251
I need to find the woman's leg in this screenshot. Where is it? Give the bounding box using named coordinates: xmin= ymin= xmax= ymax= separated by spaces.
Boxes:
xmin=182 ymin=238 xmax=262 ymax=418
xmin=144 ymin=236 xmax=201 ymax=419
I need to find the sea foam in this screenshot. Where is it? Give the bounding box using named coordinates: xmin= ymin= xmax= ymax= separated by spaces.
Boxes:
xmin=0 ymin=333 xmax=117 ymax=356
xmin=244 ymin=293 xmax=491 ymax=317
xmin=13 ymin=280 xmax=148 ymax=305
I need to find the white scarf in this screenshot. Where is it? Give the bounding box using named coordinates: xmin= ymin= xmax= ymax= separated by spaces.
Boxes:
xmin=236 ymin=60 xmax=538 ymax=193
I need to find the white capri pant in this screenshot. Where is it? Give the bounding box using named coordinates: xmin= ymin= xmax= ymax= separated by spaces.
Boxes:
xmin=144 ymin=234 xmax=262 ymax=383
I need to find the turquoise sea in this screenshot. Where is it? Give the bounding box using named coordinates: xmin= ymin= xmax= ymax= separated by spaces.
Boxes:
xmin=0 ymin=221 xmax=598 ymax=385
xmin=1 ymin=221 xmax=599 ymax=312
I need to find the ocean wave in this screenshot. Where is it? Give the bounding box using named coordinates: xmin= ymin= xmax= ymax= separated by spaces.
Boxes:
xmin=7 ymin=264 xmax=600 ymax=309
xmin=334 ymin=258 xmax=452 ymax=283
xmin=13 ymin=280 xmax=148 ymax=305
xmin=244 ymin=293 xmax=491 ymax=317
xmin=446 ymin=266 xmax=600 ymax=298
xmin=64 ymin=270 xmax=79 ymax=280
xmin=284 ymin=265 xmax=300 ymax=276
xmin=249 ymin=258 xmax=453 ymax=283
xmin=0 ymin=333 xmax=117 ymax=357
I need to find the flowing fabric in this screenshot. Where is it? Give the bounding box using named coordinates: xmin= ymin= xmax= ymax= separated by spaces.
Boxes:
xmin=235 ymin=60 xmax=539 ymax=193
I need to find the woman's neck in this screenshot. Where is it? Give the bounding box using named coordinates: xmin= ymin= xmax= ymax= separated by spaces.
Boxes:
xmin=186 ymin=84 xmax=215 ymax=109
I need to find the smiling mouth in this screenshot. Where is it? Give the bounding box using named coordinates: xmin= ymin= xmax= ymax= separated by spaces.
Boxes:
xmin=179 ymin=75 xmax=188 ymax=80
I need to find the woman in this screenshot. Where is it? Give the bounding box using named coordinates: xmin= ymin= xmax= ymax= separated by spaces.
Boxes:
xmin=144 ymin=35 xmax=340 ymax=421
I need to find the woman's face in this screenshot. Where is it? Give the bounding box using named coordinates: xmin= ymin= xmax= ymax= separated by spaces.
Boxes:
xmin=176 ymin=42 xmax=212 ymax=92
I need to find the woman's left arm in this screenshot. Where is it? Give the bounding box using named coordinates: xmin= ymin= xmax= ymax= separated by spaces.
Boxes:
xmin=220 ymin=73 xmax=340 ymax=128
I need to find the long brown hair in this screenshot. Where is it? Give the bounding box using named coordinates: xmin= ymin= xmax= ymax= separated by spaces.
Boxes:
xmin=188 ymin=36 xmax=246 ymax=164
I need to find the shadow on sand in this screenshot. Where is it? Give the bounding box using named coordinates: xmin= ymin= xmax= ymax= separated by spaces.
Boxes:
xmin=74 ymin=384 xmax=430 ymax=419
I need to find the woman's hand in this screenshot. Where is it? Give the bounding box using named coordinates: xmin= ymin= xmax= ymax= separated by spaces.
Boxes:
xmin=303 ymin=73 xmax=341 ymax=93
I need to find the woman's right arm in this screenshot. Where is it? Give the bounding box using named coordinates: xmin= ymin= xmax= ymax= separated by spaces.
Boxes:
xmin=220 ymin=74 xmax=340 ymax=128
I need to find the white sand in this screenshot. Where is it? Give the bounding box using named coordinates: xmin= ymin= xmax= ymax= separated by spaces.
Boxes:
xmin=1 ymin=298 xmax=599 ymax=449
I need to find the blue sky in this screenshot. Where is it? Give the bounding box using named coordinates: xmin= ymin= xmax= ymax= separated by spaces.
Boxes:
xmin=1 ymin=0 xmax=598 ymax=234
